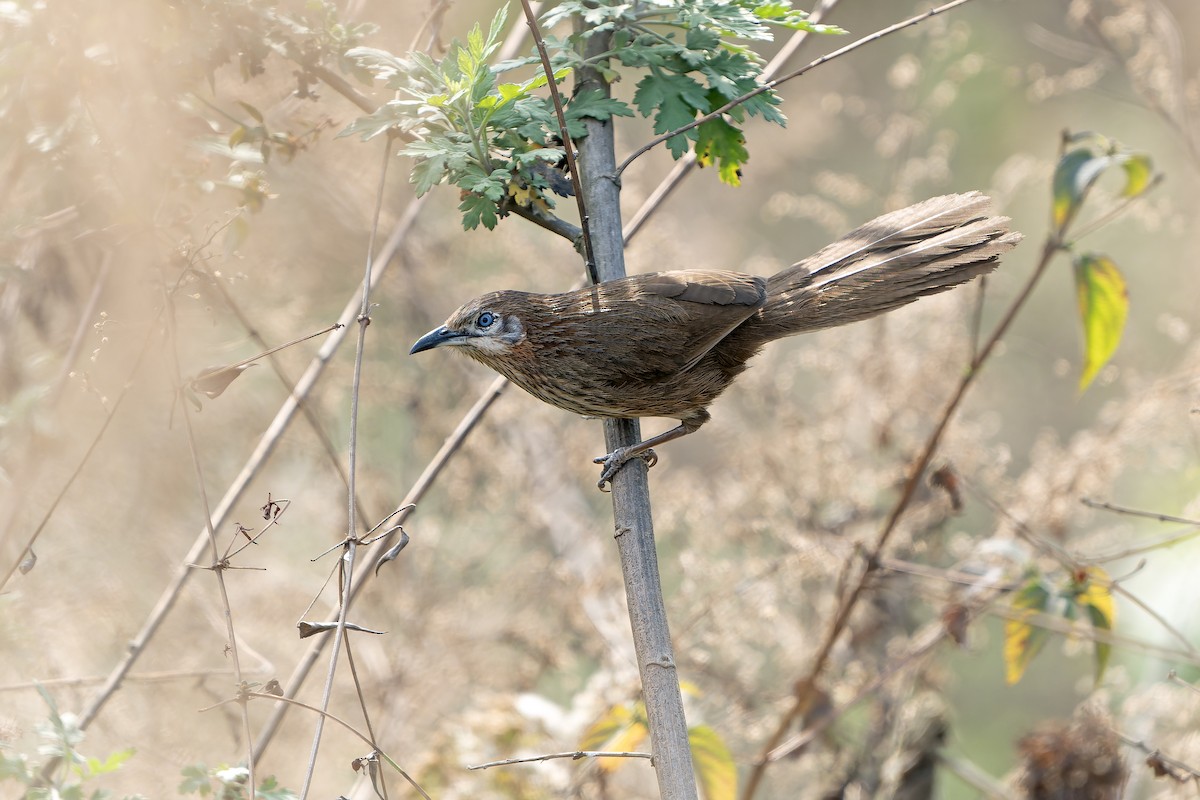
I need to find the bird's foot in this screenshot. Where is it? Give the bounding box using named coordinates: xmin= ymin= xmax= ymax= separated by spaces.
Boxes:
xmin=593 ymin=448 xmax=658 ymax=491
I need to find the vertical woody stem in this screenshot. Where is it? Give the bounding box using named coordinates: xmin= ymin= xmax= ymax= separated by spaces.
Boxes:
xmin=572 ymin=24 xmax=699 ymax=800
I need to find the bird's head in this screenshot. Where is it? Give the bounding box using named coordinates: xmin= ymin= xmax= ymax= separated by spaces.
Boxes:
xmin=409 ymin=292 xmax=528 ymax=358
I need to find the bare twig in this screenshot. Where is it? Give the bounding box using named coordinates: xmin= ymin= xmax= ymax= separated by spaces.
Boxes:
xmin=622 ymin=0 xmax=839 ymax=243
xmin=1 ymin=327 xmax=153 ymax=591
xmin=1118 ymin=729 xmax=1200 ymax=784
xmin=616 ymin=0 xmax=979 ymax=176
xmin=936 ymin=750 xmax=1018 ymax=800
xmin=1082 ymin=498 xmax=1200 ymax=528
xmin=299 ymin=128 xmax=392 ymax=798
xmin=969 ymin=482 xmax=1199 ymax=658
xmin=741 ymin=231 xmax=1064 ymax=799
xmin=299 ymin=62 xmax=377 ymax=114
xmin=981 ymin=605 xmax=1200 ymax=668
xmin=518 ymin=0 xmax=597 ymax=284
xmin=251 ymin=375 xmax=508 ymax=760
xmin=1167 ymin=671 xmax=1200 ymax=695
xmin=75 ymin=194 xmax=427 ymax=735
xmin=191 ymin=322 xmax=343 ymax=376
xmin=162 ymin=280 xmax=256 ymax=796
xmin=469 ymin=750 xmax=653 ymax=770
xmin=242 ymin=692 xmax=432 ymax=800
xmin=508 ymin=201 xmax=584 ymax=245
xmin=767 ymin=592 xmax=1004 ymax=761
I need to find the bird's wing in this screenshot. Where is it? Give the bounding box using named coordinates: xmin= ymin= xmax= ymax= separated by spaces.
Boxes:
xmin=634 ymin=270 xmax=766 ymax=372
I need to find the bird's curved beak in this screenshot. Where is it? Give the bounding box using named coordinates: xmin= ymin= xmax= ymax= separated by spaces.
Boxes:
xmin=410 ymin=325 xmax=468 ymax=355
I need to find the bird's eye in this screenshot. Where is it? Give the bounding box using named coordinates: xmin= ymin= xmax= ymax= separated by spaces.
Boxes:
xmin=476 ymin=312 xmax=496 ymax=329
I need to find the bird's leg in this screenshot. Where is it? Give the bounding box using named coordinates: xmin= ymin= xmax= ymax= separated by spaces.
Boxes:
xmin=594 ymin=412 xmax=708 ymax=490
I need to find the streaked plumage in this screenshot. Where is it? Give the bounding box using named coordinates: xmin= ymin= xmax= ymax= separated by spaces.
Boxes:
xmin=411 ymin=192 xmax=1021 ymax=485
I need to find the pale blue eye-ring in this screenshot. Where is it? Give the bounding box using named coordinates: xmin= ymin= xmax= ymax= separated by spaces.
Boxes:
xmin=477 ymin=312 xmax=495 ymax=328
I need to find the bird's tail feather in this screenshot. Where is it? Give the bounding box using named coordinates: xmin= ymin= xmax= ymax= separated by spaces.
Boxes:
xmin=752 ymin=192 xmax=1021 ymax=340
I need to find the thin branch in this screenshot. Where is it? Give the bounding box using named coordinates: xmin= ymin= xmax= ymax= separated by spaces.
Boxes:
xmin=508 ymin=200 xmax=584 ymax=245
xmin=301 ymin=62 xmax=377 ymax=114
xmin=969 ymin=481 xmax=1199 ymax=657
xmin=741 ymin=228 xmax=1064 ymax=799
xmin=250 ymin=7 xmax=544 ymax=758
xmin=767 ymin=593 xmax=1002 ymax=762
xmin=1118 ymin=729 xmax=1200 ymax=784
xmin=251 ymin=375 xmax=508 ymax=760
xmin=75 ymin=194 xmax=427 ymax=736
xmin=161 ymin=280 xmax=256 ymax=797
xmin=192 ymin=321 xmax=343 ymax=376
xmin=617 ymin=0 xmax=979 ymax=176
xmin=1067 ymin=174 xmax=1165 ymax=241
xmin=0 ymin=668 xmax=236 ymax=693
xmin=621 ymin=0 xmax=840 ymax=244
xmin=299 ymin=129 xmax=392 ymax=798
xmin=1 ymin=327 xmax=153 ymax=591
xmin=1167 ymin=671 xmax=1200 ymax=695
xmin=519 ymin=0 xmax=597 ymax=284
xmin=469 ymin=751 xmax=653 ymax=770
xmin=936 ymin=750 xmax=1017 ymax=800
xmin=241 ymin=692 xmax=432 ymax=800
xmin=980 ymin=604 xmax=1200 ymax=668
xmin=1082 ymin=498 xmax=1200 ymax=527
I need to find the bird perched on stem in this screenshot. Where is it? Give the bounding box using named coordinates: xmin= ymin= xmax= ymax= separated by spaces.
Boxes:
xmin=411 ymin=192 xmax=1021 ymax=488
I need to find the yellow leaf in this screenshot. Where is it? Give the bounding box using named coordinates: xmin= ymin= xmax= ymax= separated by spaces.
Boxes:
xmin=1118 ymin=153 xmax=1154 ymax=198
xmin=1003 ymin=575 xmax=1050 ymax=684
xmin=689 ymin=725 xmax=736 ymax=800
xmin=1074 ymin=254 xmax=1129 ymax=391
xmin=1073 ymin=566 xmax=1116 ymax=683
xmin=579 ymin=703 xmax=648 ymax=773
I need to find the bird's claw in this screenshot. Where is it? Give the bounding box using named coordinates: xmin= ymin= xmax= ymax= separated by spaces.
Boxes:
xmin=593 ymin=448 xmax=658 ymax=491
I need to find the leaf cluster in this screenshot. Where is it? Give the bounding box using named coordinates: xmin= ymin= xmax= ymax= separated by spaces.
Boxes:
xmin=1004 ymin=566 xmax=1116 ymax=685
xmin=1050 ymin=131 xmax=1156 ymax=390
xmin=547 ymin=0 xmax=840 ymax=182
xmin=0 ymin=686 xmax=139 ymax=800
xmin=342 ymin=0 xmax=843 ymax=229
xmin=581 ymin=688 xmax=736 ymax=800
xmin=179 ymin=763 xmax=296 ymax=800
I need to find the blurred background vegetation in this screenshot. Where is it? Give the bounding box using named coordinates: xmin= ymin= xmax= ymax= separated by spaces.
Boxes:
xmin=1 ymin=0 xmax=1199 ymax=797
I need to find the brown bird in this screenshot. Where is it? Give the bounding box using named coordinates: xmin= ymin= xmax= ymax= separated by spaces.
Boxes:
xmin=411 ymin=192 xmax=1021 ymax=488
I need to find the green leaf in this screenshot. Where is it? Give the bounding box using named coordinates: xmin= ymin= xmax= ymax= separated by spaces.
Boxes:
xmin=178 ymin=764 xmax=211 ymax=796
xmin=566 ymin=88 xmax=635 ymax=127
xmin=337 ymin=101 xmax=409 ymax=141
xmin=467 ymin=20 xmax=485 ymax=61
xmin=486 ymin=3 xmax=509 ymax=48
xmin=1073 ymin=254 xmax=1129 ymax=391
xmin=1004 ymin=573 xmax=1051 ymax=684
xmin=634 ymin=72 xmax=708 ymax=158
xmin=695 ymin=117 xmax=748 ymax=186
xmin=343 ymin=46 xmax=408 ymax=84
xmin=689 ymin=725 xmax=736 ymax=800
xmin=1052 ymin=148 xmax=1110 ymax=232
xmin=84 ymin=748 xmax=134 ymax=776
xmin=1073 ymin=566 xmax=1116 ymax=684
xmin=459 ymin=193 xmax=499 ymax=230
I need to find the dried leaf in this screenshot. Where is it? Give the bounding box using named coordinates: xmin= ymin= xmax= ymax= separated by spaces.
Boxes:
xmin=191 ymin=364 xmax=255 ymax=400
